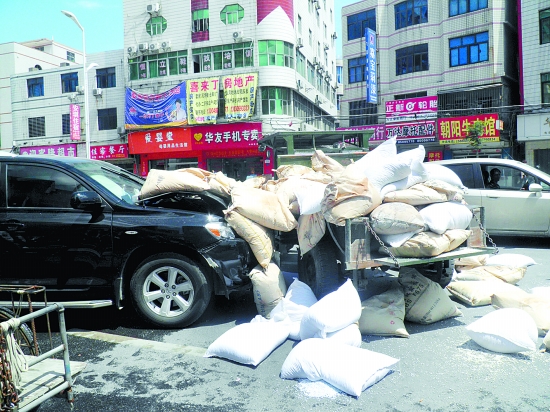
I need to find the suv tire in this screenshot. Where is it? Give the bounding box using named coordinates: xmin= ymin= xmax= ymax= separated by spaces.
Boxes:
xmin=298 ymin=236 xmax=341 ymax=298
xmin=130 ymin=253 xmax=211 ymax=328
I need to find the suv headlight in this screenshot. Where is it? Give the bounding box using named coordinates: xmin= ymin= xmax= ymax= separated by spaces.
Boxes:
xmin=205 ymin=222 xmax=235 ymax=240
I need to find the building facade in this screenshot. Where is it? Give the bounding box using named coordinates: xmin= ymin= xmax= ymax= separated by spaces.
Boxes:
xmin=0 ymin=39 xmax=83 ymax=153
xmin=516 ymin=1 xmax=550 ymax=173
xmin=9 ymin=47 xmax=132 ymax=169
xmin=340 ymin=0 xmax=519 ymax=160
xmin=123 ymin=0 xmax=338 ymax=179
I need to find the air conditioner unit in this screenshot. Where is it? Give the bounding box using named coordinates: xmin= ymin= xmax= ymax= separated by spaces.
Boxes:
xmin=149 ymin=43 xmax=160 ymax=52
xmin=146 ymin=3 xmax=160 ymax=13
xmin=76 ymin=85 xmax=85 ymax=95
xmin=324 ymin=42 xmax=329 ymax=50
xmin=28 ymin=67 xmax=39 ymax=72
xmin=313 ymin=57 xmax=319 ymax=66
xmin=296 ymin=38 xmax=303 ymax=48
xmin=60 ymin=62 xmax=70 ymax=67
xmin=117 ymin=126 xmax=126 ymax=135
xmin=160 ymin=40 xmax=171 ymax=50
xmin=232 ymin=31 xmax=243 ymax=41
xmin=315 ymin=95 xmax=320 ymax=105
xmin=127 ymin=46 xmax=137 ymax=54
xmin=296 ymin=80 xmax=303 ymax=89
xmin=314 ymin=1 xmax=321 ymax=10
xmin=138 ymin=42 xmax=149 ymax=52
xmin=92 ymin=88 xmax=102 ymax=96
xmin=332 ymin=32 xmax=338 ymax=39
xmin=326 ymin=73 xmax=332 ymax=81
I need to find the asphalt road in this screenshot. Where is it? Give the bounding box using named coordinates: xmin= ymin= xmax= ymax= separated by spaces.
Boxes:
xmin=34 ymin=236 xmax=550 ymax=412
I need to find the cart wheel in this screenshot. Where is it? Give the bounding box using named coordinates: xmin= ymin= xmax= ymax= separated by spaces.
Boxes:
xmin=298 ymin=236 xmax=341 ymax=299
xmin=0 ymin=307 xmax=40 ymax=356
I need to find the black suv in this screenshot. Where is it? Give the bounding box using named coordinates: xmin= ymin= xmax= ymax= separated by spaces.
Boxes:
xmin=0 ymin=154 xmax=254 ymax=328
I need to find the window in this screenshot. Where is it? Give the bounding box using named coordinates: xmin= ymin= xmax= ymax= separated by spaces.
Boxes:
xmin=348 ymin=56 xmax=366 ymax=83
xmin=258 ymin=40 xmax=294 ymax=68
xmin=347 ymin=9 xmax=376 ymax=41
xmin=61 ymin=72 xmax=78 ymax=93
xmin=396 ymin=44 xmax=429 ymax=75
xmin=192 ymin=42 xmax=253 ymax=73
xmin=296 ymin=51 xmax=306 ymax=77
xmin=146 ymin=16 xmax=167 ymax=35
xmin=62 ymin=113 xmax=70 ymax=135
xmin=309 ymin=29 xmax=313 ymax=46
xmin=449 ymin=0 xmax=488 ymax=16
xmin=349 ymin=100 xmax=378 ymax=127
xmin=395 ymin=0 xmax=428 ymax=30
xmin=96 ymin=67 xmax=116 ymax=88
xmin=542 ymin=73 xmax=550 ymax=104
xmin=541 ymin=8 xmax=550 ymax=45
xmin=298 ymin=15 xmax=302 ymax=33
xmin=129 ymin=51 xmax=189 ymax=80
xmin=449 ymin=31 xmax=489 ymax=67
xmin=7 ymin=165 xmax=82 ymax=208
xmin=193 ymin=9 xmax=209 ymax=32
xmin=28 ymin=117 xmax=45 ymax=137
xmin=27 ymin=77 xmax=44 ymax=97
xmin=336 ymin=65 xmax=343 ymax=83
xmin=66 ymin=51 xmax=75 ymax=62
xmin=97 ymin=108 xmax=117 ymax=130
xmin=220 ymin=4 xmax=244 ymax=25
xmin=394 ymin=91 xmax=427 ymax=99
xmin=261 ymin=87 xmax=291 ymax=115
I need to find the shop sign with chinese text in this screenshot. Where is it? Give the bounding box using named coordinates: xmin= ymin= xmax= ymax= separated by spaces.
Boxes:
xmin=70 ymin=104 xmax=81 ymax=140
xmin=190 ymin=122 xmax=261 ymax=150
xmin=222 ymin=73 xmax=258 ymax=121
xmin=125 ymin=82 xmax=187 ymax=129
xmin=128 ymin=128 xmax=192 ymax=154
xmin=427 ymin=150 xmax=443 ymax=162
xmin=366 ymin=28 xmax=377 ymax=104
xmin=187 ymin=77 xmax=219 ymax=125
xmin=438 ymin=113 xmax=500 ymax=144
xmin=336 ymin=125 xmax=386 ymax=142
xmin=20 ymin=144 xmax=78 ymax=157
xmin=90 ymin=144 xmax=128 ymax=160
xmin=385 ymin=96 xmax=438 ymax=123
xmin=386 ymin=120 xmax=436 ymax=144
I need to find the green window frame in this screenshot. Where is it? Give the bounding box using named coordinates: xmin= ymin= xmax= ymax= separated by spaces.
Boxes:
xmin=220 ymin=4 xmax=244 ymax=25
xmin=146 ymin=16 xmax=167 ymax=35
xmin=542 ymin=72 xmax=550 ymax=104
xmin=296 ymin=51 xmax=306 ymax=77
xmin=261 ymin=87 xmax=291 ymax=115
xmin=258 ymin=40 xmax=294 ymax=68
xmin=129 ymin=51 xmax=188 ymax=80
xmin=192 ymin=42 xmax=253 ymax=73
xmin=193 ymin=9 xmax=209 ymax=32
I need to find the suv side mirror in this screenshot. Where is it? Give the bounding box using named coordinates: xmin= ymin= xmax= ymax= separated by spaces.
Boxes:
xmin=71 ymin=191 xmax=103 ymax=210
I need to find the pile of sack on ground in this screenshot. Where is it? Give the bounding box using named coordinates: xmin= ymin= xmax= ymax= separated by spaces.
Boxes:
xmin=449 ymin=252 xmax=550 ymax=352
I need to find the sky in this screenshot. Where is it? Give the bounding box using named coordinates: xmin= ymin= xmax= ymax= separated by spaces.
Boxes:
xmin=0 ymin=0 xmax=358 ymax=55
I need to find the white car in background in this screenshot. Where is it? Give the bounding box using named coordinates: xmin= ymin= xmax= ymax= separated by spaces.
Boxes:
xmin=432 ymin=158 xmax=550 ymax=237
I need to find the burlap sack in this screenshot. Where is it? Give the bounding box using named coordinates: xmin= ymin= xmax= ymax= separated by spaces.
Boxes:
xmin=206 ymin=172 xmax=236 ymax=198
xmin=224 ymin=208 xmax=273 ymax=268
xmin=275 ymin=164 xmax=314 ymax=179
xmin=369 ymin=202 xmax=425 ymax=235
xmin=383 ymin=231 xmax=450 ymax=258
xmin=249 ymin=262 xmax=288 ymax=318
xmin=359 ymin=286 xmax=409 ymax=337
xmin=297 ymin=212 xmax=326 ymax=256
xmin=399 ymin=267 xmax=462 ymax=324
xmin=321 ymin=172 xmax=382 ymax=226
xmin=446 ymin=280 xmax=528 ymax=307
xmin=383 ymin=183 xmax=447 ymax=206
xmin=140 ymin=169 xmax=210 ymax=198
xmin=311 ymin=150 xmax=345 ymax=177
xmin=457 ymin=265 xmax=526 ymax=284
xmin=492 ymin=290 xmax=550 ymax=335
xmin=230 ymin=185 xmax=297 ymax=232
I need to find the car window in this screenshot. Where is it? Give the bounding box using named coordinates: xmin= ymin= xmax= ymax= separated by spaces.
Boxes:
xmin=7 ymin=164 xmax=82 ymax=208
xmin=482 ymin=165 xmax=542 ymax=190
xmin=441 ymin=164 xmax=477 ymax=188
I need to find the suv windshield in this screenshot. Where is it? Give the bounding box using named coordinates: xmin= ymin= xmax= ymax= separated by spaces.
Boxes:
xmin=74 ymin=162 xmax=144 ymax=204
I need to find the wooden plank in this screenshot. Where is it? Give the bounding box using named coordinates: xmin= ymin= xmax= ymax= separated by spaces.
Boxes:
xmin=17 ymin=359 xmax=87 ymax=408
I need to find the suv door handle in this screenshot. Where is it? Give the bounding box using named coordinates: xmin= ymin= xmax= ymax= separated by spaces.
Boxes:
xmin=0 ymin=222 xmax=25 ymax=231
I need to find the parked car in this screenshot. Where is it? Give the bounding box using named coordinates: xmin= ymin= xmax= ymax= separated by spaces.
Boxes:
xmin=0 ymin=154 xmax=255 ymax=328
xmin=433 ymin=158 xmax=550 ymax=237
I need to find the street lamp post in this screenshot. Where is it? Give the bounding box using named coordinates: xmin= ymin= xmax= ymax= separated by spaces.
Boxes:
xmin=61 ymin=10 xmax=91 ymax=159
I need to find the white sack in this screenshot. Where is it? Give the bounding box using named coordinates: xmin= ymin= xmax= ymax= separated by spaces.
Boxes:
xmin=313 ymin=323 xmax=362 ymax=347
xmin=465 ymin=308 xmax=538 ymax=353
xmin=280 ymin=338 xmax=399 ymax=397
xmin=419 ymin=201 xmax=472 ymax=234
xmin=300 ymin=279 xmax=362 ymax=340
xmin=485 ymin=253 xmax=537 ymax=268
